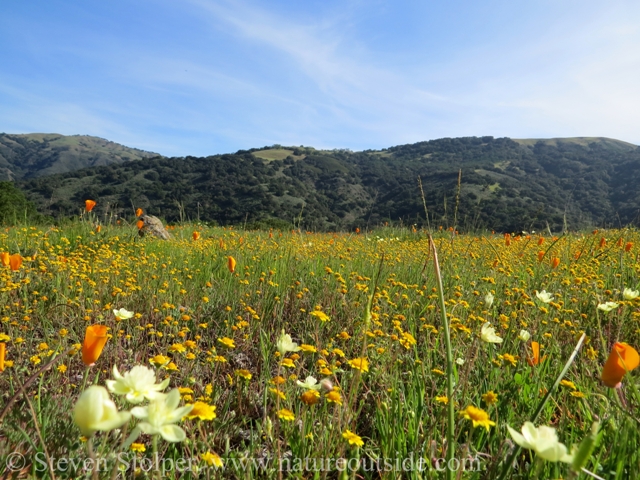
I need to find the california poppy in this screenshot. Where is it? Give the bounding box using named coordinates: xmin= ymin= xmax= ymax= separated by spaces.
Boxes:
xmin=601 ymin=342 xmax=640 ymax=388
xmin=537 ymin=251 xmax=545 ymax=263
xmin=136 ymin=208 xmax=143 ymax=217
xmin=96 ymin=225 xmax=102 ymax=233
xmin=0 ymin=252 xmax=9 ymax=267
xmin=193 ymin=231 xmax=200 ymax=241
xmin=527 ymin=341 xmax=547 ymax=366
xmin=82 ymin=325 xmax=109 ymax=366
xmin=136 ymin=220 xmax=144 ymax=230
xmin=85 ymin=200 xmax=96 ymax=212
xmin=0 ymin=342 xmax=5 ymax=372
xmin=9 ymin=254 xmax=22 ymax=271
xmin=625 ymin=242 xmax=633 ymax=252
xmin=551 ymin=257 xmax=560 ymax=269
xmin=537 ymin=237 xmax=544 ymax=246
xmin=227 ymin=256 xmax=236 ymax=273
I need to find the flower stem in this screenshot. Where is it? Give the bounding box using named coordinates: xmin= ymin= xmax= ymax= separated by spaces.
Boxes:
xmin=428 ymin=234 xmax=455 ymax=480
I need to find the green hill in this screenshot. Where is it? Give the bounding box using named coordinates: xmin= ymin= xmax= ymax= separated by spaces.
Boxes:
xmin=0 ymin=133 xmax=161 ymax=180
xmin=16 ymin=136 xmax=640 ymax=232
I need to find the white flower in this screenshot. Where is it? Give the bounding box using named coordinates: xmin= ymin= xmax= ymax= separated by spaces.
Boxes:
xmin=276 ymin=330 xmax=300 ymax=355
xmin=507 ymin=422 xmax=574 ymax=463
xmin=480 ymin=322 xmax=503 ymax=343
xmin=623 ymin=288 xmax=639 ymax=301
xmin=535 ymin=290 xmax=554 ymax=303
xmin=106 ymin=365 xmax=170 ymax=404
xmin=455 ymin=358 xmax=465 ymax=366
xmin=296 ymin=376 xmax=321 ymax=390
xmin=518 ymin=330 xmax=531 ymax=342
xmin=113 ymin=308 xmax=134 ymax=320
xmin=597 ymin=302 xmax=619 ymax=313
xmin=484 ymin=293 xmax=494 ymax=308
xmin=130 ymin=389 xmax=193 ymax=442
xmin=73 ymin=386 xmax=131 ymax=437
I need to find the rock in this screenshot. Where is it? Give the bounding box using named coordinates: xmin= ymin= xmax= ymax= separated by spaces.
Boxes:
xmin=138 ymin=214 xmax=171 ymax=240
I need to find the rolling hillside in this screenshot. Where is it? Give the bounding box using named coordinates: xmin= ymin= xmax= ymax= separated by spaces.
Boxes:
xmin=0 ymin=133 xmax=161 ymax=181
xmin=16 ymin=136 xmax=640 ymax=232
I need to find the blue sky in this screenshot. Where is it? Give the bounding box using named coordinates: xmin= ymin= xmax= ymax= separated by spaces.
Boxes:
xmin=1 ymin=1 xmax=640 ymax=156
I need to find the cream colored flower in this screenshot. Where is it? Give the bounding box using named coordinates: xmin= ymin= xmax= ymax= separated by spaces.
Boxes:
xmin=106 ymin=365 xmax=170 ymax=404
xmin=113 ymin=308 xmax=135 ymax=320
xmin=623 ymin=288 xmax=639 ymax=301
xmin=535 ymin=290 xmax=554 ymax=303
xmin=518 ymin=330 xmax=531 ymax=342
xmin=484 ymin=293 xmax=494 ymax=308
xmin=296 ymin=376 xmax=321 ymax=390
xmin=73 ymin=386 xmax=131 ymax=437
xmin=507 ymin=422 xmax=574 ymax=463
xmin=130 ymin=389 xmax=193 ymax=442
xmin=597 ymin=302 xmax=619 ymax=313
xmin=276 ymin=330 xmax=300 ymax=355
xmin=480 ymin=322 xmax=503 ymax=343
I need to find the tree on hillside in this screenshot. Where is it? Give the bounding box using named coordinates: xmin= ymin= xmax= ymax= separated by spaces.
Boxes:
xmin=0 ymin=182 xmax=43 ymax=224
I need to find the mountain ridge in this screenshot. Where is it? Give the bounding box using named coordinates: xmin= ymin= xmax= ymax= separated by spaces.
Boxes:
xmin=0 ymin=133 xmax=162 ymax=181
xmin=16 ymin=135 xmax=640 ymax=232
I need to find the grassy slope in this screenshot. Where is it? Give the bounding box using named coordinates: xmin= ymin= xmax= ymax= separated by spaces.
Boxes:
xmin=0 ymin=133 xmax=162 ymax=181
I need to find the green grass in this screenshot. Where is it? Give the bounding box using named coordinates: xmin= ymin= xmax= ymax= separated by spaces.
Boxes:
xmin=0 ymin=222 xmax=639 ymax=479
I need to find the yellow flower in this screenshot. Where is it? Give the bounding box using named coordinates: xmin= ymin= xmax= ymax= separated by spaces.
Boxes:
xmin=269 ymin=388 xmax=286 ymax=400
xmin=310 ymin=310 xmax=330 ymax=322
xmin=560 ymin=380 xmax=577 ymax=390
xmin=218 ymin=337 xmax=235 ymax=349
xmin=342 ymin=429 xmax=364 ymax=447
xmin=57 ymin=364 xmax=68 ymax=373
xmin=570 ymin=391 xmax=586 ymax=398
xmin=281 ymin=358 xmax=295 ymax=368
xmin=277 ymin=409 xmax=295 ymax=421
xmin=301 ymin=390 xmax=320 ymax=405
xmin=149 ymin=355 xmax=170 ymax=367
xmin=499 ymin=353 xmax=518 ymax=367
xmin=348 ymin=357 xmax=369 ymax=372
xmin=169 ymin=343 xmax=186 ymax=353
xmin=299 ymin=344 xmax=317 ymax=353
xmin=130 ymin=443 xmax=146 ymax=453
xmin=337 ymin=331 xmax=351 ymax=340
xmin=435 ymin=395 xmax=449 ymax=405
xmin=459 ymin=405 xmax=495 ymax=431
xmin=201 ymin=451 xmax=223 ymax=468
xmin=325 ymin=391 xmax=343 ymax=405
xmin=235 ymin=369 xmax=252 ymax=380
xmin=431 ymin=368 xmax=445 ymax=375
xmin=185 ymin=402 xmax=217 ymax=421
xmin=481 ymin=391 xmax=498 ymax=405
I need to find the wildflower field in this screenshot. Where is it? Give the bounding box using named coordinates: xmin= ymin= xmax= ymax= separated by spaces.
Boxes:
xmin=1 ymin=221 xmax=640 ymax=479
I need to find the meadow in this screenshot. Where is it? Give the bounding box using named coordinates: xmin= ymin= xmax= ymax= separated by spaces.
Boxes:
xmin=0 ymin=217 xmax=639 ymax=479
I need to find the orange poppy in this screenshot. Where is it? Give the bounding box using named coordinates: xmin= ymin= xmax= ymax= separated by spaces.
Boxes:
xmin=193 ymin=231 xmax=200 ymax=241
xmin=601 ymin=342 xmax=640 ymax=388
xmin=551 ymin=257 xmax=560 ymax=269
xmin=136 ymin=208 xmax=143 ymax=217
xmin=599 ymin=237 xmax=606 ymax=248
xmin=82 ymin=325 xmax=109 ymax=366
xmin=136 ymin=220 xmax=144 ymax=230
xmin=0 ymin=342 xmax=5 ymax=372
xmin=0 ymin=252 xmax=9 ymax=267
xmin=9 ymin=254 xmax=22 ymax=271
xmin=537 ymin=237 xmax=544 ymax=246
xmin=537 ymin=251 xmax=545 ymax=263
xmin=95 ymin=225 xmax=101 ymax=233
xmin=625 ymin=242 xmax=633 ymax=252
xmin=527 ymin=341 xmax=547 ymax=366
xmin=227 ymin=256 xmax=237 ymax=273
xmin=85 ymin=200 xmax=96 ymax=212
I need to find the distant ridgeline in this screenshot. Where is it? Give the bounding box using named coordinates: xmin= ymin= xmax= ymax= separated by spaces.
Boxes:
xmin=15 ymin=135 xmax=640 ymax=232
